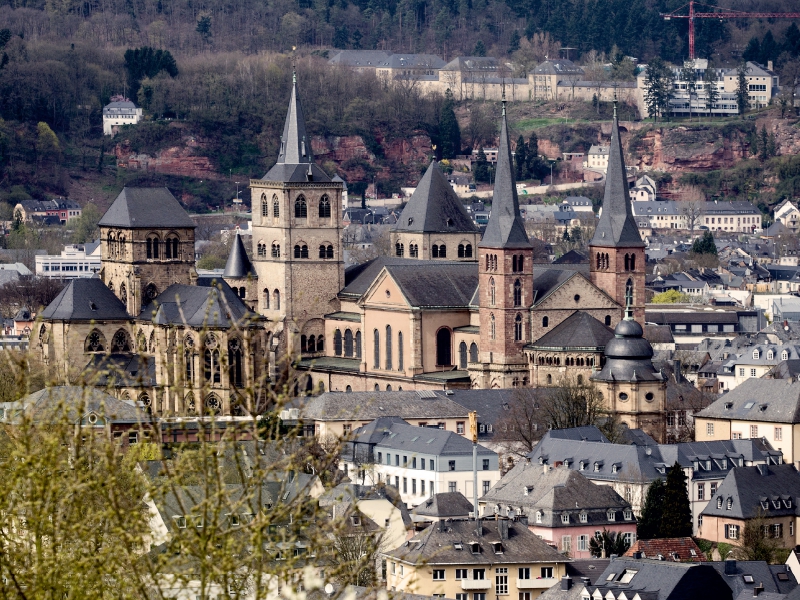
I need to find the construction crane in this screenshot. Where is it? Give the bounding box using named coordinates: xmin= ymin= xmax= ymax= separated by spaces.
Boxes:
xmin=662 ymin=0 xmax=800 ymax=61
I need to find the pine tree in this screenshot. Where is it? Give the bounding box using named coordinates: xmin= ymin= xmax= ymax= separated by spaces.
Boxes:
xmin=703 ymin=64 xmax=719 ymax=116
xmin=759 ymin=125 xmax=769 ymax=162
xmin=637 ymin=479 xmax=665 ymax=540
xmin=736 ymin=64 xmax=750 ymax=115
xmin=691 ymin=230 xmax=717 ymax=255
xmin=742 ymin=37 xmax=761 ymax=62
xmin=474 ymin=148 xmax=490 ymax=183
xmin=507 ymin=31 xmax=521 ymax=55
xmin=439 ymin=89 xmax=461 ymax=159
xmin=643 ymin=57 xmax=674 ymax=122
xmin=473 ymin=40 xmax=486 ymax=57
xmin=589 ymin=529 xmax=631 ymax=558
xmin=660 ymin=461 xmax=693 ymax=538
xmin=515 ymin=134 xmax=528 ymax=181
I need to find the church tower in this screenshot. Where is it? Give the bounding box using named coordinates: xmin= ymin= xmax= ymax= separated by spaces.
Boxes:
xmin=588 ymin=105 xmax=645 ymax=325
xmin=249 ymin=73 xmax=344 ymax=356
xmin=470 ymin=98 xmax=533 ymax=389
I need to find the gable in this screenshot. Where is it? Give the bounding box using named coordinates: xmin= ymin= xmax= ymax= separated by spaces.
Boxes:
xmin=533 ymin=272 xmax=619 ymax=311
xmin=359 ymin=269 xmax=412 ymax=309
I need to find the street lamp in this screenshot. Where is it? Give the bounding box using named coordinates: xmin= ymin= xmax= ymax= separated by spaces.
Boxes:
xmin=549 ymin=160 xmax=556 ymax=185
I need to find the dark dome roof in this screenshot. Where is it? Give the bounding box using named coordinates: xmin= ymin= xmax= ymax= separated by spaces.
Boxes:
xmin=615 ymin=318 xmax=643 ymax=338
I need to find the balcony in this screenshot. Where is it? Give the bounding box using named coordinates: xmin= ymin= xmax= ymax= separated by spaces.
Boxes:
xmin=517 ymin=579 xmax=556 ymax=590
xmin=461 ymin=580 xmax=491 ymax=590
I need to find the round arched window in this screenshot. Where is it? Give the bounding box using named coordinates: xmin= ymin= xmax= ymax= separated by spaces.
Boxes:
xmin=645 ymin=392 xmax=654 ymax=401
xmin=619 ymin=392 xmax=629 ymax=401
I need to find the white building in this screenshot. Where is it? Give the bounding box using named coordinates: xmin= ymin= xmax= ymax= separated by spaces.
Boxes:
xmin=774 ymin=199 xmax=800 ymax=234
xmin=102 ymin=99 xmax=143 ymax=136
xmin=35 ymin=242 xmax=102 ymax=279
xmin=341 ymin=417 xmax=499 ymax=508
xmin=629 ymin=175 xmax=657 ymax=202
xmin=584 ymin=145 xmax=609 ymax=172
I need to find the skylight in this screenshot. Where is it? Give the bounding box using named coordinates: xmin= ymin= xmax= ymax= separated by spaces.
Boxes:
xmin=743 ymin=575 xmax=754 ymax=584
xmin=744 ymin=402 xmax=755 ymax=409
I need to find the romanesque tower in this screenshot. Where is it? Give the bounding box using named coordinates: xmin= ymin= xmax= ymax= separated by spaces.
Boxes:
xmin=588 ymin=106 xmax=646 ymax=325
xmin=249 ymin=73 xmax=344 ymax=356
xmin=98 ymin=187 xmax=197 ymax=316
xmin=470 ymin=99 xmax=533 ymax=389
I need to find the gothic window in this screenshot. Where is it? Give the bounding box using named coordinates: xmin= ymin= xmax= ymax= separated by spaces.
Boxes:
xmin=409 ymin=244 xmax=418 ymax=258
xmin=490 ymin=314 xmax=496 ymax=339
xmin=432 ymin=244 xmax=439 ymax=258
xmin=355 ymin=331 xmax=362 ymax=359
xmin=396 ymin=243 xmax=405 ymax=257
xmin=205 ymin=394 xmax=221 ymax=415
xmin=334 ymin=329 xmax=343 ymax=356
xmin=470 ymin=342 xmax=478 ymax=363
xmin=143 ymin=283 xmax=159 ymax=309
xmin=185 ymin=393 xmax=196 ymax=413
xmin=514 ymin=279 xmax=522 ymax=307
xmin=271 ymin=244 xmax=280 ymax=258
xmin=605 ymin=315 xmax=612 ymax=326
xmin=625 ymin=278 xmax=634 ymax=308
xmin=228 ymin=338 xmax=243 ymax=388
xmin=326 ymin=245 xmax=334 ymax=259
xmin=373 ymin=329 xmax=380 ymax=369
xmin=165 ymin=236 xmax=179 ymax=259
xmin=261 ymin=194 xmax=269 ymax=217
xmin=273 ymin=195 xmax=280 ymax=218
xmin=137 ymin=331 xmax=147 ymax=352
xmin=459 ymin=341 xmax=468 ymax=369
xmin=294 ymin=196 xmax=307 ymax=218
xmin=147 ymin=235 xmax=160 ymax=259
xmin=85 ymin=329 xmax=107 ymax=352
xmin=630 ymin=253 xmax=636 ymax=271
xmin=465 ymin=244 xmax=473 ymax=258
xmin=398 ymin=331 xmax=403 ymax=371
xmin=184 ymin=336 xmax=195 ymax=385
xmin=436 ymin=328 xmax=451 ymax=366
xmin=514 ymin=313 xmax=523 ymax=341
xmin=204 ymin=348 xmax=221 ymax=384
xmin=385 ymin=325 xmax=393 ymax=370
xmin=273 ymin=289 xmax=280 ymax=310
xmin=517 ymin=255 xmax=523 ymax=271
xmin=490 ymin=277 xmax=496 ymax=305
xmin=120 ymin=283 xmax=127 ymax=305
xmin=111 ymin=329 xmax=132 ymax=352
xmin=263 ymin=288 xmax=270 ymax=310
xmin=319 ymin=195 xmax=331 ymax=218
xmin=542 ymin=316 xmax=549 ymax=327
xmin=344 ymin=329 xmax=354 ymax=357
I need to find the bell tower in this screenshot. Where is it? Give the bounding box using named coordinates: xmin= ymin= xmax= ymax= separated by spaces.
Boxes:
xmin=249 ymin=72 xmax=344 ymax=356
xmin=470 ymin=96 xmax=533 ymax=389
xmin=588 ymin=104 xmax=645 ymax=325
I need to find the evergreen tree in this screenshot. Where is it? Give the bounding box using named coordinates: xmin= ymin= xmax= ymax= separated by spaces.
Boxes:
xmin=526 ymin=133 xmax=545 ymax=181
xmin=786 ymin=23 xmax=800 ymax=57
xmin=759 ymin=125 xmax=769 ymax=162
xmin=637 ymin=479 xmax=665 ymax=540
xmin=196 ymin=15 xmax=212 ymax=44
xmin=703 ymin=64 xmax=719 ymax=116
xmin=473 ymin=40 xmax=486 ymax=57
xmin=507 ymin=31 xmax=521 ymax=54
xmin=691 ymin=230 xmax=717 ymax=255
xmin=124 ymin=47 xmax=179 ymax=99
xmin=680 ymin=64 xmax=698 ymax=121
xmin=643 ymin=57 xmax=673 ymax=122
xmin=474 ymin=148 xmax=490 ymax=183
xmin=351 ymin=30 xmax=363 ymax=49
xmin=333 ymin=26 xmax=350 ymax=49
xmin=760 ymin=31 xmax=777 ymax=65
xmin=660 ymin=461 xmax=693 ymax=538
xmin=589 ymin=529 xmax=631 ymax=558
xmin=742 ymin=37 xmax=761 ymax=62
xmin=439 ymin=89 xmax=461 ymax=160
xmin=736 ymin=64 xmax=750 ymax=115
xmin=515 ymin=135 xmax=528 ymax=181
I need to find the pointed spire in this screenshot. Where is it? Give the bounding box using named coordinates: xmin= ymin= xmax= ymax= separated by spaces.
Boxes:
xmin=223 ymin=232 xmax=256 ymax=278
xmin=590 ymin=106 xmax=642 ymax=248
xmin=277 ymin=74 xmax=312 ymax=165
xmin=479 ymin=101 xmax=531 ymax=249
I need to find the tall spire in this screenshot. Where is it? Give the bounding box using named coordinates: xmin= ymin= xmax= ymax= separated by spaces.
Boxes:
xmin=277 ymin=73 xmax=311 ymax=165
xmin=590 ymin=106 xmax=642 ymax=248
xmin=479 ymin=100 xmax=531 ymax=249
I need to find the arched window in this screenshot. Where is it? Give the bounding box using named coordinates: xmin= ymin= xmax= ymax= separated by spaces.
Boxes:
xmin=386 ymin=384 xmax=392 ymax=391
xmin=271 ymin=244 xmax=281 ymax=258
xmin=432 ymin=244 xmax=439 ymax=258
xmin=459 ymin=341 xmax=468 ymax=369
xmin=295 ymin=196 xmax=307 ymax=218
xmin=273 ymin=195 xmax=280 ymax=218
xmin=228 ymin=338 xmax=243 ymax=388
xmin=458 ymin=244 xmax=465 ymax=258
xmin=439 ymin=245 xmax=446 ymax=258
xmin=344 ymin=329 xmax=354 ymax=357
xmin=630 ymin=253 xmax=636 ymax=271
xmin=257 ymin=243 xmax=266 ymax=258
xmin=334 ymin=329 xmax=343 ymax=356
xmin=147 ymin=235 xmax=160 ymax=259
xmin=261 ymin=193 xmax=269 ymax=217
xmin=465 ymin=244 xmax=473 ymax=258
xmin=273 ymin=289 xmax=280 ymax=310
xmin=84 ymin=329 xmax=107 ymax=352
xmin=263 ymin=288 xmax=270 ymax=310
xmin=512 ymin=255 xmax=517 ymax=272
xmin=517 ymin=255 xmax=524 ymax=272
xmin=409 ymin=244 xmax=418 ymax=258
xmin=306 ymin=335 xmax=314 ymax=353
xmin=165 ymin=236 xmax=178 ymax=259
xmin=470 ymin=343 xmax=478 ymax=363
xmin=542 ymin=316 xmax=549 ymax=327
xmin=143 ymin=283 xmax=159 ymax=309
xmin=184 ymin=336 xmax=195 ymax=385
xmin=514 ymin=313 xmax=523 ymax=341
xmin=605 ymin=315 xmax=612 ymax=326
xmin=489 ymin=277 xmax=496 ymax=305
xmin=319 ymin=245 xmax=327 ymax=259
xmin=317 ymin=336 xmax=324 ymax=352
xmin=303 ymin=334 xmax=310 ymax=353
xmin=546 ymin=374 xmax=552 ymax=385
xmin=490 ymin=314 xmax=496 ymax=339
xmin=625 ymin=278 xmax=633 ymax=308
xmin=397 ymin=331 xmax=403 ymax=371
xmin=302 ymin=245 xmax=308 ymax=258
xmin=436 ymin=328 xmax=452 ymax=366
xmin=294 ymin=245 xmax=301 ymax=258
xmin=596 ymin=252 xmax=601 ymax=269
xmin=396 ymin=243 xmax=405 ymax=257
xmin=120 ymin=283 xmax=127 ymax=305
xmin=514 ymin=279 xmax=522 ymax=307
xmin=204 ymin=348 xmax=221 ymax=384
xmin=624 ymin=254 xmax=630 ymax=271
xmin=111 ymin=329 xmax=132 ymax=352
xmin=355 ymin=331 xmax=362 ymax=359
xmin=486 ymin=254 xmax=490 ymax=271
xmin=319 ymin=195 xmax=331 ymax=218
xmin=385 ymin=325 xmax=393 ymax=370
xmin=373 ymin=329 xmax=380 ymax=369
xmin=205 ymin=394 xmax=222 ymax=415
xmin=326 ymin=245 xmax=334 ymax=259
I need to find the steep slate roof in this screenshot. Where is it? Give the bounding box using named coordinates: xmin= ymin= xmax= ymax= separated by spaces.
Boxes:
xmin=40 ymin=278 xmax=130 ymax=321
xmin=624 ymin=538 xmax=707 ymax=562
xmin=349 ymin=418 xmax=495 ymax=457
xmin=384 ymin=519 xmax=566 ymax=565
xmin=341 ymin=257 xmax=439 ymax=299
xmin=479 ymin=103 xmax=530 ymax=249
xmin=701 ymin=464 xmax=800 ymax=520
xmin=697 ymin=379 xmax=800 ymax=423
xmin=223 ymin=233 xmax=256 ymax=278
xmin=708 ymin=560 xmax=798 ymax=597
xmin=98 ymin=187 xmax=196 ymax=229
xmin=392 ymin=161 xmax=477 ymax=234
xmin=382 ymin=262 xmax=477 ymax=308
xmin=262 ymin=74 xmax=332 ymax=183
xmin=82 ymin=354 xmax=157 ymax=388
xmin=141 ymin=278 xmax=257 ymax=327
xmin=590 ymin=110 xmax=642 ymax=248
xmin=24 ymin=385 xmax=143 ymax=423
xmin=527 ymin=311 xmax=614 ymax=350
xmin=296 ymin=391 xmax=470 ymax=421
xmin=531 ymin=269 xmax=583 ymax=305
xmin=412 ymin=492 xmax=474 ymax=519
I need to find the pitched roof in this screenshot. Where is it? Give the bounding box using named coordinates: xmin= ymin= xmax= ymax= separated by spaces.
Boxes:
xmin=696 ymin=378 xmax=800 ymax=423
xmin=479 ymin=103 xmax=530 ymax=249
xmin=296 ymin=391 xmax=470 ymax=422
xmin=383 ymin=262 xmax=478 ymax=308
xmin=590 ymin=111 xmax=642 ymax=248
xmin=624 ymin=538 xmax=707 ymax=562
xmin=412 ymin=492 xmax=474 ymax=519
xmin=39 ymin=278 xmax=130 ymax=321
xmin=527 ymin=311 xmax=614 ymax=350
xmin=223 ymin=233 xmax=256 ymax=278
xmin=349 ymin=418 xmax=495 ymax=457
xmin=701 ymin=464 xmax=800 ymax=520
xmin=392 ymin=162 xmax=477 ymax=234
xmin=81 ymin=353 xmax=157 ymax=388
xmin=98 ymin=187 xmax=195 ymax=229
xmin=141 ymin=278 xmax=258 ymax=327
xmin=23 ymin=385 xmax=143 ymax=423
xmin=708 ymin=560 xmax=798 ymax=597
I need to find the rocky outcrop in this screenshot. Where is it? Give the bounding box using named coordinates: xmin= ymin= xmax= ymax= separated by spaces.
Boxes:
xmin=115 ymin=138 xmax=221 ymax=179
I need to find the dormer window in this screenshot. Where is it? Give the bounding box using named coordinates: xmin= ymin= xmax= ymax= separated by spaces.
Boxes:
xmin=782 ymin=351 xmax=789 ymax=360
xmin=727 ymin=497 xmax=733 ymax=510
xmin=761 ymin=500 xmax=769 ymax=510
xmin=561 ymin=514 xmax=569 ymax=524
xmin=579 ymin=461 xmax=586 ymax=471
xmin=607 ymin=511 xmax=616 ymax=522
xmin=767 ymin=351 xmax=774 ymax=360
xmin=351 ymin=515 xmax=361 ymax=526
xmin=492 ymin=541 xmax=503 ymax=554
xmin=624 ymin=509 xmax=633 ymax=521
xmin=753 ymin=350 xmax=760 ymax=359
xmin=580 ymin=512 xmax=587 ymax=523
xmin=785 ymin=499 xmax=793 ymax=508
xmin=594 ymin=462 xmax=601 ymax=472
xmin=469 ymin=542 xmax=480 ymax=554
xmin=536 ymin=511 xmax=543 ymax=524
xmin=717 ymin=497 xmax=723 ymax=509
xmin=612 ymin=464 xmax=619 ymax=474
xmin=773 ymin=499 xmax=781 ymax=509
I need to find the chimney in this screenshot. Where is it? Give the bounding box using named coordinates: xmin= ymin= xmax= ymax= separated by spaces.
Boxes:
xmin=754 ymin=583 xmax=764 ymax=597
xmin=673 ymin=360 xmax=683 ymax=383
xmin=561 ymin=576 xmax=572 ymax=591
xmin=499 ymin=518 xmax=509 ymax=541
xmin=768 ymin=61 xmax=774 ymax=72
xmin=580 ymin=577 xmax=591 ymax=587
xmin=725 ymin=559 xmax=737 ymax=575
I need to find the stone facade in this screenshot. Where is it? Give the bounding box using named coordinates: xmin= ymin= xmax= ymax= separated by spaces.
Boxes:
xmin=391 ymin=231 xmax=480 ymax=261
xmin=589 ymin=246 xmax=646 ymax=325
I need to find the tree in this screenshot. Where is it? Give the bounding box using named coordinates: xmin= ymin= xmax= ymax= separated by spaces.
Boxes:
xmin=660 ymin=461 xmax=692 ymax=538
xmin=704 ymin=64 xmax=719 ymax=116
xmin=739 ymin=510 xmax=780 ymax=563
xmin=71 ymin=203 xmax=101 ymax=244
xmin=651 ymin=290 xmax=691 ymax=304
xmin=507 ymin=31 xmax=521 ymax=55
xmin=679 ymin=186 xmax=705 ymax=235
xmin=643 ymin=57 xmax=674 ymax=122
xmin=123 ymin=47 xmax=178 ymax=99
xmin=196 ymin=14 xmax=213 ymax=45
xmin=515 ymin=135 xmax=528 ymax=181
xmin=637 ymin=479 xmax=665 ymax=540
xmin=473 ymin=40 xmax=486 ymax=57
xmin=743 ymin=37 xmax=761 ymax=62
xmin=539 ymin=376 xmax=620 ymax=440
xmin=691 ymin=230 xmax=717 ymax=255
xmin=736 ymin=64 xmax=750 ymax=115
xmin=438 ymin=89 xmax=461 ymax=160
xmin=590 ymin=529 xmax=631 ymax=558
xmin=327 ymin=511 xmax=388 ymax=586
xmin=36 ymin=122 xmax=61 ymax=165
xmin=473 ymin=148 xmax=491 ymax=183
xmin=680 ymin=64 xmax=697 ymax=121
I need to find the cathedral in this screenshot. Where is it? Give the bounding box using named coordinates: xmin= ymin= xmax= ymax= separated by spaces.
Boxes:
xmin=32 ymin=74 xmax=666 ymax=441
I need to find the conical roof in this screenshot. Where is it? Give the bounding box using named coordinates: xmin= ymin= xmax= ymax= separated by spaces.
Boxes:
xmin=393 ymin=161 xmax=477 ymax=233
xmin=479 ymin=103 xmax=530 ymax=249
xmin=590 ymin=109 xmax=642 ymax=248
xmin=262 ymin=73 xmax=331 ymax=183
xmin=223 ymin=233 xmax=256 ymax=278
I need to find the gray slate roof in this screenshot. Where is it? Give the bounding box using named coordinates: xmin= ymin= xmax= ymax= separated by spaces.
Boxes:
xmin=223 ymin=233 xmax=256 ymax=278
xmin=296 ymin=391 xmax=470 ymax=421
xmin=412 ymin=492 xmax=474 ymax=519
xmin=141 ymin=278 xmax=258 ymax=327
xmin=696 ymin=378 xmax=800 ymax=423
xmin=40 ymin=278 xmax=130 ymax=321
xmin=82 ymin=353 xmax=157 ymax=388
xmin=701 ymin=464 xmax=800 ymax=520
xmin=349 ymin=417 xmax=495 ymax=457
xmin=592 ymin=318 xmax=664 ymax=383
xmin=24 ymin=385 xmax=143 ymax=423
xmin=479 ymin=106 xmax=531 ymax=249
xmin=590 ymin=113 xmax=643 ymax=248
xmin=98 ymin=187 xmax=196 ymax=229
xmin=528 ymin=311 xmax=614 ymax=350
xmin=384 ymin=262 xmax=477 ymax=308
xmin=709 ymin=560 xmax=798 ymax=597
xmin=393 ymin=162 xmax=477 ymax=234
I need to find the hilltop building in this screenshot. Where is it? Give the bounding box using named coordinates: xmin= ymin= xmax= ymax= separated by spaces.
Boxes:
xmin=102 ymin=98 xmax=143 ymax=136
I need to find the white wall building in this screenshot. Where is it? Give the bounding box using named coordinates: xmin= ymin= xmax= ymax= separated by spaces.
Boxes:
xmin=35 ymin=242 xmax=102 ymax=279
xmin=103 ymin=99 xmax=143 ymax=136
